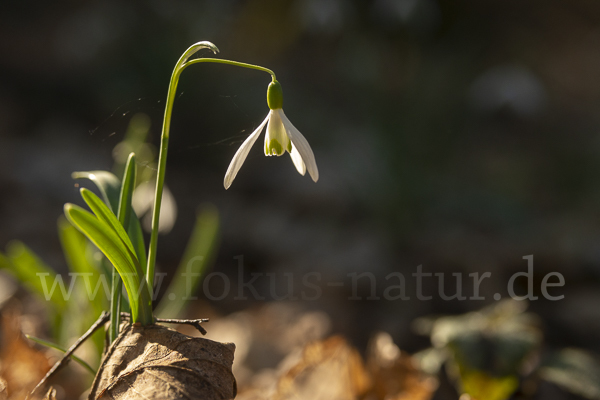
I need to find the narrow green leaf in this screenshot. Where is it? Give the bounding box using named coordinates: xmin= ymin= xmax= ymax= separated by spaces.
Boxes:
xmin=72 ymin=171 xmax=121 ymax=212
xmin=72 ymin=169 xmax=146 ymax=265
xmin=128 ymin=217 xmax=147 ymax=273
xmin=58 ymin=217 xmax=99 ymax=277
xmin=3 ymin=241 xmax=66 ymax=309
xmin=118 ymin=153 xmax=136 ymax=231
xmin=64 ymin=204 xmax=152 ymax=325
xmin=111 ymin=153 xmax=137 ymax=343
xmin=79 ymin=188 xmax=139 ymax=271
xmin=155 ymin=204 xmax=219 ymax=318
xmin=58 ymin=217 xmax=106 ymax=353
xmin=64 ymin=204 xmax=137 ymax=296
xmin=25 ymin=334 xmax=96 ymax=375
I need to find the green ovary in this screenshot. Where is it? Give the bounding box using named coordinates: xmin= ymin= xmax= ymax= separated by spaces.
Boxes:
xmin=267 ymin=80 xmax=284 ymax=110
xmin=266 ymin=139 xmax=285 ymax=156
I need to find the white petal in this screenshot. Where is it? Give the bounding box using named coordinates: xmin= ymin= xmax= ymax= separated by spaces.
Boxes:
xmin=277 ymin=109 xmax=319 ymax=182
xmin=223 ymin=113 xmax=270 ymax=189
xmin=289 ymin=143 xmax=306 ymax=176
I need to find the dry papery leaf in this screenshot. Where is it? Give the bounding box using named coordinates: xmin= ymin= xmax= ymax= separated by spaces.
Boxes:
xmin=365 ymin=332 xmax=438 ymax=400
xmin=273 ymin=336 xmax=371 ymax=400
xmin=0 ymin=378 xmax=7 ymax=400
xmin=88 ymin=324 xmax=236 ymax=400
xmin=237 ymin=333 xmax=437 ymax=400
xmin=0 ymin=312 xmax=50 ymax=400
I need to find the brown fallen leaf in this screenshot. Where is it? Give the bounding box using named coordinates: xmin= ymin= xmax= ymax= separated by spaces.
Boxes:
xmin=88 ymin=323 xmax=237 ymax=400
xmin=365 ymin=332 xmax=438 ymax=400
xmin=0 ymin=312 xmax=50 ymax=400
xmin=273 ymin=336 xmax=371 ymax=400
xmin=0 ymin=378 xmax=7 ymax=400
xmin=199 ymin=303 xmax=332 ymax=389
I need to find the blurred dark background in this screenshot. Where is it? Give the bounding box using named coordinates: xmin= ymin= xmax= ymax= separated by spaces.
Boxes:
xmin=1 ymin=0 xmax=600 ymax=360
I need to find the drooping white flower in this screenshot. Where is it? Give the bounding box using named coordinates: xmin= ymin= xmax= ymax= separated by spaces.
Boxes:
xmin=224 ymin=80 xmax=319 ymax=189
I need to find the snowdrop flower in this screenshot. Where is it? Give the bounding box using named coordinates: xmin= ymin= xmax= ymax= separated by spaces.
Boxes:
xmin=224 ymin=80 xmax=319 ymax=189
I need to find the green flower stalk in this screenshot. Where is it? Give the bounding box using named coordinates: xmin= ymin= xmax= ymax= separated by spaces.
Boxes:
xmin=147 ymin=41 xmax=319 ymax=291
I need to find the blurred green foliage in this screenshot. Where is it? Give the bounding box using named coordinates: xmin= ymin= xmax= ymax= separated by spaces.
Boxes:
xmin=415 ymin=300 xmax=600 ymax=399
xmin=0 ymin=114 xmax=220 ymax=373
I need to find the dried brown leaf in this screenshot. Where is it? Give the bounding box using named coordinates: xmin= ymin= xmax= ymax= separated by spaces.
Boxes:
xmin=366 ymin=332 xmax=438 ymax=400
xmin=0 ymin=378 xmax=7 ymax=400
xmin=273 ymin=336 xmax=371 ymax=400
xmin=0 ymin=312 xmax=50 ymax=400
xmin=88 ymin=324 xmax=237 ymax=400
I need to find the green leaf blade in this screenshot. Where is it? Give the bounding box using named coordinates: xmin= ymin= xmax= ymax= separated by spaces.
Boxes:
xmin=58 ymin=216 xmax=107 ymax=352
xmin=110 ymin=152 xmax=138 ymax=343
xmin=155 ymin=204 xmax=219 ymax=318
xmin=72 ymin=171 xmax=121 ymax=212
xmin=79 ymin=188 xmax=139 ymax=271
xmin=72 ymin=169 xmax=146 ymax=266
xmin=117 ymin=153 xmax=136 ymax=229
xmin=26 ymin=334 xmax=96 ymax=375
xmin=2 ymin=242 xmax=66 ymax=310
xmin=64 ymin=203 xmax=152 ymax=325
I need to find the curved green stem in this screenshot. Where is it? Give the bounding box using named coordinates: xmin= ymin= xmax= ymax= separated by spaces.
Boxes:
xmin=145 ymin=69 xmax=180 ymax=289
xmin=146 ymin=42 xmax=274 ymax=290
xmin=183 ymin=58 xmax=276 ymax=80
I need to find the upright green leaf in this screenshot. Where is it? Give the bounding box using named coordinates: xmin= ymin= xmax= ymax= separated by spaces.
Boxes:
xmin=110 ymin=153 xmax=137 ymax=343
xmin=58 ymin=217 xmax=107 ymax=353
xmin=117 ymin=153 xmax=137 ymax=230
xmin=2 ymin=241 xmax=66 ymax=310
xmin=58 ymin=217 xmax=100 ymax=277
xmin=128 ymin=217 xmax=147 ymax=273
xmin=80 ymin=188 xmax=138 ymax=269
xmin=64 ymin=204 xmax=153 ymax=325
xmin=155 ymin=204 xmax=219 ymax=318
xmin=72 ymin=169 xmax=147 ymax=268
